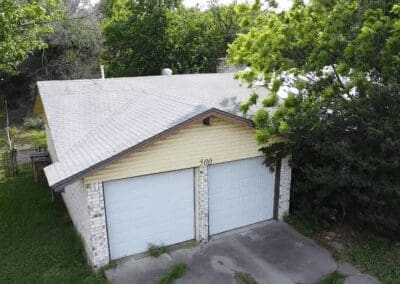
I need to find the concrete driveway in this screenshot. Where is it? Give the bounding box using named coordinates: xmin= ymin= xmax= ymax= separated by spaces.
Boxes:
xmin=105 ymin=221 xmax=337 ymax=284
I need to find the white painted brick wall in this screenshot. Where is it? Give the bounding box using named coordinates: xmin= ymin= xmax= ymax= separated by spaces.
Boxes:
xmin=86 ymin=182 xmax=110 ymax=268
xmin=62 ymin=180 xmax=110 ymax=268
xmin=62 ymin=180 xmax=92 ymax=262
xmin=278 ymin=156 xmax=292 ymax=219
xmin=195 ymin=165 xmax=209 ymax=243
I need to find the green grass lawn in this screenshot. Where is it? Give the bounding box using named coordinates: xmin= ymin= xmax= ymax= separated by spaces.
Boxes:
xmin=0 ymin=168 xmax=106 ymax=283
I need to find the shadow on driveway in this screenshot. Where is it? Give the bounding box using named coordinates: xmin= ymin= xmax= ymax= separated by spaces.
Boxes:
xmin=105 ymin=221 xmax=337 ymax=284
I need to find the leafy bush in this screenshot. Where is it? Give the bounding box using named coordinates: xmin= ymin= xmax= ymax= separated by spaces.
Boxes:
xmin=229 ymin=0 xmax=400 ymax=238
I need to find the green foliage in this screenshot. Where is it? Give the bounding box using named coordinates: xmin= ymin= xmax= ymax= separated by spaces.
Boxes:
xmin=234 ymin=271 xmax=258 ymax=284
xmin=148 ymin=244 xmax=169 ymax=257
xmin=19 ymin=0 xmax=103 ymax=81
xmin=102 ymin=1 xmax=250 ymax=76
xmin=349 ymin=241 xmax=400 ymax=283
xmin=0 ymin=0 xmax=61 ymax=73
xmin=229 ymin=0 xmax=400 ymax=238
xmin=284 ymin=214 xmax=322 ymax=237
xmin=319 ymin=271 xmax=345 ymax=284
xmin=0 ymin=168 xmax=106 ymax=283
xmin=158 ymin=263 xmax=187 ymax=284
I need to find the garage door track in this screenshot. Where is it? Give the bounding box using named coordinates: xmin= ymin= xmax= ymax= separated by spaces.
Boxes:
xmin=105 ymin=221 xmax=337 ymax=284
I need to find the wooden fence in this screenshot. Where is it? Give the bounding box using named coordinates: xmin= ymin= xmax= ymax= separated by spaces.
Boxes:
xmin=2 ymin=149 xmax=17 ymax=177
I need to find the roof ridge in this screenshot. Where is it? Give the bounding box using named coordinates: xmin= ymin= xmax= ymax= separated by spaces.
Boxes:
xmin=36 ymin=72 xmax=235 ymax=84
xmin=57 ymin=88 xmax=204 ymax=161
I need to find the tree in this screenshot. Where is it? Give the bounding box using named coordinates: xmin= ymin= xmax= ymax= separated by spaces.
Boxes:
xmin=101 ymin=0 xmax=250 ymax=76
xmin=102 ymin=0 xmax=172 ymax=76
xmin=20 ymin=0 xmax=103 ymax=80
xmin=228 ymin=0 xmax=400 ymax=237
xmin=0 ymin=0 xmax=61 ymax=74
xmin=0 ymin=0 xmax=103 ymax=122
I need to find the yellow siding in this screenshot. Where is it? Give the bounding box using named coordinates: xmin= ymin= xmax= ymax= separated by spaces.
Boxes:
xmin=84 ymin=118 xmax=263 ymax=184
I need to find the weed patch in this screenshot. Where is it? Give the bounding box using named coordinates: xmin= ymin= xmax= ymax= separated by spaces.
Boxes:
xmin=158 ymin=263 xmax=187 ymax=284
xmin=149 ymin=245 xmax=169 ymax=257
xmin=284 ymin=214 xmax=323 ymax=237
xmin=234 ymin=271 xmax=257 ymax=284
xmin=349 ymin=241 xmax=400 ymax=283
xmin=319 ymin=271 xmax=344 ymax=284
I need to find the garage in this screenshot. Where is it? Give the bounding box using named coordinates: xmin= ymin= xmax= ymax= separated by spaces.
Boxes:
xmin=103 ymin=168 xmax=195 ymax=260
xmin=208 ymin=157 xmax=275 ymax=235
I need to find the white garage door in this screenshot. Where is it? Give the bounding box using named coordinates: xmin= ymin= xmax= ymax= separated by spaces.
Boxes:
xmin=208 ymin=157 xmax=275 ymax=235
xmin=104 ymin=169 xmax=195 ymax=260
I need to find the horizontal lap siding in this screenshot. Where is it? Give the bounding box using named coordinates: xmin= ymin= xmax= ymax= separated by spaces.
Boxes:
xmin=84 ymin=118 xmax=262 ymax=184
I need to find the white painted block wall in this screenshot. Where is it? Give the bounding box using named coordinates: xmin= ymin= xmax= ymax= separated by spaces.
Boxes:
xmin=62 ymin=181 xmax=93 ymax=264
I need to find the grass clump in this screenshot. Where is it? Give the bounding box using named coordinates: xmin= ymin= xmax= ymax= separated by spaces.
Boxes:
xmin=158 ymin=263 xmax=187 ymax=284
xmin=234 ymin=271 xmax=257 ymax=284
xmin=319 ymin=271 xmax=344 ymax=284
xmin=0 ymin=168 xmax=106 ymax=283
xmin=349 ymin=241 xmax=400 ymax=283
xmin=149 ymin=244 xmax=169 ymax=257
xmin=13 ymin=129 xmax=47 ymax=147
xmin=284 ymin=214 xmax=322 ymax=237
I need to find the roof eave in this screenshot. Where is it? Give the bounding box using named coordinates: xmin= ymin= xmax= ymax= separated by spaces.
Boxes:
xmin=47 ymin=108 xmax=254 ymax=190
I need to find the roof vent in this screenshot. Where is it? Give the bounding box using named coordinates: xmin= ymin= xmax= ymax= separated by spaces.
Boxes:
xmin=161 ymin=68 xmax=173 ymax=76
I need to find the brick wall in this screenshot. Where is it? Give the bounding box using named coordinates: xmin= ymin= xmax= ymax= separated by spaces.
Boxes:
xmin=278 ymin=156 xmax=292 ymax=219
xmin=62 ymin=180 xmax=110 ymax=268
xmin=195 ymin=165 xmax=209 ymax=243
xmin=86 ymin=182 xmax=110 ymax=268
xmin=62 ymin=180 xmax=92 ymax=262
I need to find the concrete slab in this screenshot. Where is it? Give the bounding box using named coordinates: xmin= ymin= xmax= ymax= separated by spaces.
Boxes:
xmin=105 ymin=221 xmax=337 ymax=284
xmin=338 ymin=262 xmax=360 ymax=276
xmin=344 ymin=274 xmax=381 ymax=284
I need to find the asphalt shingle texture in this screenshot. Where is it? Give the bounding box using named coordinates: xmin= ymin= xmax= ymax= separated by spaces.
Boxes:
xmin=37 ymin=73 xmax=265 ymax=188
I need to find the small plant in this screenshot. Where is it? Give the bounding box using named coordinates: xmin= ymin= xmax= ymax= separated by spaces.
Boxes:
xmin=183 ymin=241 xmax=198 ymax=249
xmin=319 ymin=271 xmax=344 ymax=284
xmin=234 ymin=271 xmax=257 ymax=284
xmin=148 ymin=244 xmax=169 ymax=257
xmin=158 ymin=263 xmax=187 ymax=284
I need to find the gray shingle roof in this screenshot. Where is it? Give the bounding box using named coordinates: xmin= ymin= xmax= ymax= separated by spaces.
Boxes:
xmin=38 ymin=73 xmax=264 ymax=189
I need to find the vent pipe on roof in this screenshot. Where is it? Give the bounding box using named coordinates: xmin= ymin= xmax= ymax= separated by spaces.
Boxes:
xmin=100 ymin=65 xmax=105 ymax=79
xmin=161 ymin=68 xmax=173 ymax=76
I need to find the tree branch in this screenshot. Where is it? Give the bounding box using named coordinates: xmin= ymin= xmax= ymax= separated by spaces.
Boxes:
xmin=331 ymin=64 xmax=355 ymax=100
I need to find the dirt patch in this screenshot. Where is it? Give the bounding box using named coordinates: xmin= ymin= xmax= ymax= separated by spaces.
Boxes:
xmin=313 ymin=224 xmax=369 ymax=260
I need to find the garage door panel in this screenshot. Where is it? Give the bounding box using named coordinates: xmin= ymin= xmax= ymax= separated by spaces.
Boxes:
xmin=209 ymin=157 xmax=274 ymax=235
xmin=104 ymin=169 xmax=194 ymax=260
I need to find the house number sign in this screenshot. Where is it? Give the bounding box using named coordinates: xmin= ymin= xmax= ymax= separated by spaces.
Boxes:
xmin=200 ymin=158 xmax=213 ymax=166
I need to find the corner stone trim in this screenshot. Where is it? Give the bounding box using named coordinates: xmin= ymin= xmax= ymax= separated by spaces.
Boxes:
xmin=87 ymin=182 xmax=110 ymax=268
xmin=195 ymin=164 xmax=209 ymax=243
xmin=278 ymin=156 xmax=292 ymax=220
